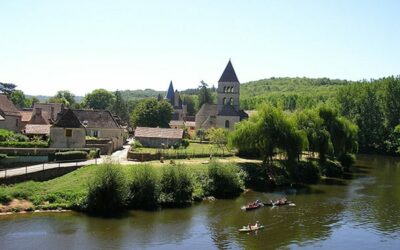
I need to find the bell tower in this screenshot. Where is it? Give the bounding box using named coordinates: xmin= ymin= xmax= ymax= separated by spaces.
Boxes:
xmin=217 ymin=60 xmax=240 ymax=113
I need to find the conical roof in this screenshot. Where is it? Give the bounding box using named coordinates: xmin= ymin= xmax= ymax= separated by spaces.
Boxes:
xmin=165 ymin=81 xmax=174 ymax=102
xmin=218 ymin=60 xmax=239 ymax=83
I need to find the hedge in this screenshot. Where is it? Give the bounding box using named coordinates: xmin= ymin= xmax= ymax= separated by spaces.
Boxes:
xmin=0 ymin=141 xmax=48 ymax=148
xmin=54 ymin=151 xmax=88 ymax=161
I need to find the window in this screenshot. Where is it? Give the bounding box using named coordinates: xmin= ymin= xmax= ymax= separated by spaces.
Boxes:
xmin=230 ymin=98 xmax=233 ymax=105
xmin=93 ymin=130 xmax=99 ymax=137
xmin=223 ymin=86 xmax=226 ymax=93
xmin=65 ymin=129 xmax=72 ymax=137
xmin=223 ymin=97 xmax=227 ymax=105
xmin=225 ymin=120 xmax=230 ymax=128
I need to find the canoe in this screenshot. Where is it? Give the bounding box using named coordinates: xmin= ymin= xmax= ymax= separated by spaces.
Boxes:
xmin=238 ymin=225 xmax=265 ymax=232
xmin=241 ymin=203 xmax=263 ymax=211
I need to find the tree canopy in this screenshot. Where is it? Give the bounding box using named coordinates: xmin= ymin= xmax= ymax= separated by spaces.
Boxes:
xmin=83 ymin=89 xmax=115 ymax=110
xmin=130 ymin=98 xmax=173 ymax=128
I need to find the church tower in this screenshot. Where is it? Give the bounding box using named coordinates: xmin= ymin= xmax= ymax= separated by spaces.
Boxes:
xmin=217 ymin=60 xmax=240 ymax=114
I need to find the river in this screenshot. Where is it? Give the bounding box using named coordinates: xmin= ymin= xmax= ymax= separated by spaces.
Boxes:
xmin=1 ymin=154 xmax=400 ymax=249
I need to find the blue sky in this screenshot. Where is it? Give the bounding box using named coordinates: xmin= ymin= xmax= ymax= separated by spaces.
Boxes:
xmin=1 ymin=0 xmax=399 ymax=96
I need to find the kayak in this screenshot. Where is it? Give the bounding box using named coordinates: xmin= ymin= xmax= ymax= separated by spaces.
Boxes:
xmin=241 ymin=203 xmax=263 ymax=211
xmin=238 ymin=225 xmax=265 ymax=232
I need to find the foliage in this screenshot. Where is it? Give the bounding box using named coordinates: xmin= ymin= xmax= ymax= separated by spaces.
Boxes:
xmin=112 ymin=90 xmax=129 ymax=125
xmin=338 ymin=153 xmax=356 ymax=171
xmin=12 ymin=133 xmax=29 ymax=142
xmin=197 ymin=80 xmax=213 ymax=108
xmin=86 ymin=164 xmax=128 ymax=214
xmin=0 ymin=82 xmax=17 ymax=97
xmin=0 ymin=129 xmax=14 ymax=142
xmin=55 ymin=151 xmax=88 ymax=161
xmin=53 ymin=90 xmax=75 ymax=106
xmin=196 ymin=128 xmax=206 ymax=142
xmin=127 ymin=165 xmax=159 ymax=209
xmin=320 ymin=160 xmax=343 ymax=177
xmin=206 ymin=128 xmax=228 ymax=153
xmin=83 ymin=89 xmax=115 ymax=110
xmin=0 ymin=141 xmax=48 ymax=148
xmin=181 ymin=138 xmax=190 ymax=148
xmin=159 ymin=164 xmax=193 ymax=205
xmin=10 ymin=90 xmax=32 ymax=108
xmin=207 ymin=161 xmax=244 ymax=198
xmin=130 ymin=98 xmax=173 ymax=128
xmin=182 ymin=95 xmax=197 ymax=116
xmin=285 ymin=160 xmax=320 ymax=184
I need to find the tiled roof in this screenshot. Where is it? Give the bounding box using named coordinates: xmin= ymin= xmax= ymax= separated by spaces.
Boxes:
xmin=218 ymin=60 xmax=239 ymax=83
xmin=135 ymin=127 xmax=183 ymax=139
xmin=72 ymin=110 xmax=121 ymax=129
xmin=29 ymin=111 xmax=50 ymax=125
xmin=169 ymin=120 xmax=184 ymax=126
xmin=33 ymin=103 xmax=64 ymax=121
xmin=218 ymin=105 xmax=240 ymax=116
xmin=184 ymin=121 xmax=196 ymax=127
xmin=53 ymin=109 xmax=83 ymax=128
xmin=25 ymin=124 xmax=51 ymax=135
xmin=0 ymin=94 xmax=21 ymax=116
xmin=20 ymin=111 xmax=33 ymax=122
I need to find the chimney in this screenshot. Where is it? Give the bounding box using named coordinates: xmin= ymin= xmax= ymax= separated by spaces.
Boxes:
xmin=35 ymin=108 xmax=42 ymax=116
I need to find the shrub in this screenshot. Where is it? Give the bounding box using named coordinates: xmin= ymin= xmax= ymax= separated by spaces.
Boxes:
xmin=12 ymin=133 xmax=29 ymax=142
xmin=181 ymin=139 xmax=189 ymax=148
xmin=127 ymin=165 xmax=159 ymax=209
xmin=132 ymin=140 xmax=143 ymax=149
xmin=338 ymin=153 xmax=356 ymax=171
xmin=88 ymin=149 xmax=100 ymax=159
xmin=0 ymin=129 xmax=14 ymax=142
xmin=86 ymin=164 xmax=128 ymax=214
xmin=159 ymin=164 xmax=193 ymax=205
xmin=0 ymin=141 xmax=48 ymax=148
xmin=320 ymin=160 xmax=344 ymax=177
xmin=55 ymin=151 xmax=88 ymax=161
xmin=0 ymin=154 xmax=7 ymax=159
xmin=286 ymin=160 xmax=320 ymax=184
xmin=207 ymin=161 xmax=244 ymax=198
xmin=0 ymin=190 xmax=12 ymax=204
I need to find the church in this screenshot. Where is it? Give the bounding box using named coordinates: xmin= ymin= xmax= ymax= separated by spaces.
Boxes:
xmin=195 ymin=60 xmax=248 ymax=130
xmin=163 ymin=81 xmax=187 ymax=121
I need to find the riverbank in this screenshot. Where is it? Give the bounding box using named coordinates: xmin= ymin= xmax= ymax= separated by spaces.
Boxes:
xmin=0 ymin=157 xmax=350 ymax=215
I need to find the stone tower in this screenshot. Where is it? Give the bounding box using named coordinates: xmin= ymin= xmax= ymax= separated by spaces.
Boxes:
xmin=217 ymin=60 xmax=240 ymax=113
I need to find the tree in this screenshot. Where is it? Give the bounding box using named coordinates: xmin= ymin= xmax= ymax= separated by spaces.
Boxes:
xmin=48 ymin=96 xmax=69 ymax=105
xmin=54 ymin=90 xmax=76 ymax=106
xmin=183 ymin=95 xmax=196 ymax=116
xmin=198 ymin=80 xmax=212 ymax=108
xmin=0 ymin=82 xmax=17 ymax=97
xmin=130 ymin=98 xmax=173 ymax=128
xmin=83 ymin=89 xmax=115 ymax=110
xmin=112 ymin=90 xmax=129 ymax=125
xmin=384 ymin=77 xmax=400 ymax=129
xmin=206 ymin=127 xmax=229 ymax=155
xmin=10 ymin=90 xmax=31 ymax=108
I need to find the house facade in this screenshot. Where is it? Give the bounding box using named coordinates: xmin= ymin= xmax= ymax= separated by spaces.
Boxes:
xmin=50 ymin=109 xmax=124 ymax=152
xmin=0 ymin=94 xmax=21 ymax=132
xmin=195 ymin=60 xmax=248 ymax=131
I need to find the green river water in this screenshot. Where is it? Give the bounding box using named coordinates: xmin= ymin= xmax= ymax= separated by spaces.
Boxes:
xmin=1 ymin=154 xmax=400 ymax=249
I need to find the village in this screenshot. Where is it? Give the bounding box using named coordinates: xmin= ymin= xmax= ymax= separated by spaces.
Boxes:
xmin=0 ymin=60 xmax=249 ymax=169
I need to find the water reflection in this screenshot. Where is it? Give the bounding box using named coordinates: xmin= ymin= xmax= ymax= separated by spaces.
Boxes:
xmin=1 ymin=155 xmax=400 ymax=249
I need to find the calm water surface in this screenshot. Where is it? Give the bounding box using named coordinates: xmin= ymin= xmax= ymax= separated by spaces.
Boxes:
xmin=1 ymin=154 xmax=400 ymax=249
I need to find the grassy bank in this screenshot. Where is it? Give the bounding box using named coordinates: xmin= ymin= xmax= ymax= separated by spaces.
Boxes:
xmin=0 ymin=158 xmax=350 ymax=215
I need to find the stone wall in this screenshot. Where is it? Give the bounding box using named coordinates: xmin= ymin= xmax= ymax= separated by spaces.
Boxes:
xmin=216 ymin=115 xmax=240 ymax=131
xmin=0 ymin=115 xmax=21 ymax=132
xmin=135 ymin=137 xmax=182 ymax=148
xmin=50 ymin=127 xmax=86 ymax=148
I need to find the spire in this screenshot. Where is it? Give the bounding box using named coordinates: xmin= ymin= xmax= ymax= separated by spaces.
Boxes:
xmin=165 ymin=80 xmax=174 ymax=102
xmin=218 ymin=59 xmax=239 ymax=83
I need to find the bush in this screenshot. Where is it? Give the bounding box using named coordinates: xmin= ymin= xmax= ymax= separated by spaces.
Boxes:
xmin=0 ymin=154 xmax=7 ymax=159
xmin=12 ymin=133 xmax=29 ymax=142
xmin=320 ymin=160 xmax=344 ymax=177
xmin=0 ymin=129 xmax=14 ymax=142
xmin=55 ymin=151 xmax=88 ymax=161
xmin=88 ymin=149 xmax=100 ymax=159
xmin=338 ymin=153 xmax=356 ymax=171
xmin=127 ymin=165 xmax=159 ymax=209
xmin=286 ymin=160 xmax=320 ymax=184
xmin=132 ymin=140 xmax=143 ymax=149
xmin=86 ymin=164 xmax=128 ymax=214
xmin=0 ymin=141 xmax=48 ymax=148
xmin=159 ymin=164 xmax=193 ymax=205
xmin=181 ymin=139 xmax=189 ymax=148
xmin=207 ymin=161 xmax=244 ymax=198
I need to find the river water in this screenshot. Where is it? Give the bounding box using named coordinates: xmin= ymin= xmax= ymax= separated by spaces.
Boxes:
xmin=1 ymin=155 xmax=400 ymax=249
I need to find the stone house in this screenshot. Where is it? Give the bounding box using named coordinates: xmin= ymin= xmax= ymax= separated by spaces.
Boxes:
xmin=0 ymin=94 xmax=21 ymax=132
xmin=50 ymin=109 xmax=124 ymax=152
xmin=33 ymin=103 xmax=64 ymax=123
xmin=134 ymin=127 xmax=183 ymax=148
xmin=195 ymin=60 xmax=248 ymax=131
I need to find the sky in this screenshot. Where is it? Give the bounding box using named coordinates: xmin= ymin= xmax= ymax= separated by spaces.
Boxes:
xmin=1 ymin=0 xmax=400 ymax=96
